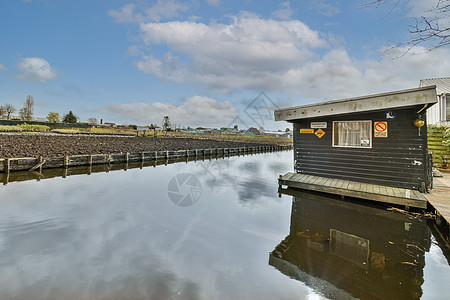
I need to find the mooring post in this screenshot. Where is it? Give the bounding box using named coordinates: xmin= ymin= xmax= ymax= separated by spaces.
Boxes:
xmin=39 ymin=156 xmax=43 ymax=173
xmin=64 ymin=156 xmax=69 ymax=168
xmin=141 ymin=152 xmax=145 ymax=161
xmin=88 ymin=155 xmax=93 ymax=167
xmin=154 ymin=151 xmax=158 ymax=161
xmin=5 ymin=158 xmax=10 ymax=173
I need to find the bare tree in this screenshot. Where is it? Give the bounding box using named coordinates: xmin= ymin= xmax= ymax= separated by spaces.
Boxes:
xmin=0 ymin=106 xmax=6 ymax=119
xmin=4 ymin=104 xmax=16 ymax=120
xmin=162 ymin=116 xmax=172 ymax=131
xmin=19 ymin=95 xmax=34 ymax=121
xmin=363 ymin=0 xmax=450 ymax=51
xmin=88 ymin=118 xmax=99 ymax=126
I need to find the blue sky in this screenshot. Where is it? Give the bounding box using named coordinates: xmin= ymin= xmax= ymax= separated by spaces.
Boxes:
xmin=0 ymin=0 xmax=449 ymax=129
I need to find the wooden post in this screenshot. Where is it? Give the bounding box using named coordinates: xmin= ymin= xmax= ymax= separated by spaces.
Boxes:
xmin=141 ymin=152 xmax=145 ymax=161
xmin=125 ymin=152 xmax=129 ymax=163
xmin=3 ymin=171 xmax=9 ymax=185
xmin=64 ymin=156 xmax=69 ymax=168
xmin=154 ymin=151 xmax=158 ymax=160
xmin=5 ymin=158 xmax=10 ymax=173
xmin=88 ymin=155 xmax=93 ymax=167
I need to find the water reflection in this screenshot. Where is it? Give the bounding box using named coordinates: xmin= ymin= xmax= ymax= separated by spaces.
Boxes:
xmin=0 ymin=150 xmax=448 ymax=299
xmin=270 ymin=189 xmax=432 ymax=299
xmin=0 ymin=151 xmax=312 ymax=299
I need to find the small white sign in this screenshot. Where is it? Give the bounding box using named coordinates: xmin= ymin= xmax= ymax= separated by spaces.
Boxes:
xmin=310 ymin=122 xmax=327 ymax=128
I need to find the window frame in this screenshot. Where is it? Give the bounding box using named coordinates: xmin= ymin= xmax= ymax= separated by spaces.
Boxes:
xmin=332 ymin=120 xmax=373 ymax=149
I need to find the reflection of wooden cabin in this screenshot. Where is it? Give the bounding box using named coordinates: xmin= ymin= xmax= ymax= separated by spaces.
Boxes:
xmin=269 ymin=190 xmax=431 ymax=299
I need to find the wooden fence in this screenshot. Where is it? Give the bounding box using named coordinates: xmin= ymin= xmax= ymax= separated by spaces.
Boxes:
xmin=0 ymin=145 xmax=293 ymax=174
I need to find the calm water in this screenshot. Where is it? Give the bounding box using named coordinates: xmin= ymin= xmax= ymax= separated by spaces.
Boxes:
xmin=0 ymin=151 xmax=449 ymax=299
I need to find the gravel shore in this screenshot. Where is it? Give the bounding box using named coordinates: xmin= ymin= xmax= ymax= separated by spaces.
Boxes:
xmin=0 ymin=134 xmax=275 ymax=158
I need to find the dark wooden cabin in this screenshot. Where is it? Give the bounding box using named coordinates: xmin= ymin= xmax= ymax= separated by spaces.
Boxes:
xmin=275 ymin=86 xmax=437 ymax=192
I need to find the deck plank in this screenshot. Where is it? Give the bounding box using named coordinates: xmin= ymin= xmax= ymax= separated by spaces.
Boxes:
xmin=278 ymin=172 xmax=428 ymax=209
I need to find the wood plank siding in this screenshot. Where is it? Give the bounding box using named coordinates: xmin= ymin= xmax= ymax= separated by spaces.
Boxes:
xmin=293 ymin=106 xmax=428 ymax=190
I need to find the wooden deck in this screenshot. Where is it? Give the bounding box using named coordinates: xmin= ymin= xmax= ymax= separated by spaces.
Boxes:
xmin=423 ymin=171 xmax=450 ymax=224
xmin=278 ymin=172 xmax=428 ymax=209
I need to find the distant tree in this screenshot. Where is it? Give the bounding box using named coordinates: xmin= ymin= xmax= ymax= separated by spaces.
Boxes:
xmin=4 ymin=103 xmax=16 ymax=120
xmin=19 ymin=95 xmax=34 ymax=121
xmin=149 ymin=123 xmax=157 ymax=137
xmin=62 ymin=111 xmax=78 ymax=123
xmin=46 ymin=112 xmax=60 ymax=123
xmin=162 ymin=116 xmax=172 ymax=131
xmin=88 ymin=117 xmax=99 ymax=126
xmin=0 ymin=106 xmax=6 ymax=119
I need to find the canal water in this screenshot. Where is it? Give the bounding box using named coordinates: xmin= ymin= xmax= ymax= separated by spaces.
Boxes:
xmin=0 ymin=151 xmax=449 ymax=299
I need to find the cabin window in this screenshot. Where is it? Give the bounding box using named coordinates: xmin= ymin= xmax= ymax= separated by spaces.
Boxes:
xmin=333 ymin=121 xmax=372 ymax=148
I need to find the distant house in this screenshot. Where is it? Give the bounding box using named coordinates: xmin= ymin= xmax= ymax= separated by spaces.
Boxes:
xmin=245 ymin=127 xmax=261 ymax=135
xmin=102 ymin=122 xmax=116 ymax=127
xmin=220 ymin=126 xmax=239 ymax=134
xmin=419 ymin=77 xmax=450 ymax=125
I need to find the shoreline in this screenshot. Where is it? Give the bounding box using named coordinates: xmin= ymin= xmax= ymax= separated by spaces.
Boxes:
xmin=0 ymin=133 xmax=292 ymax=159
xmin=1 ymin=145 xmax=293 ymax=174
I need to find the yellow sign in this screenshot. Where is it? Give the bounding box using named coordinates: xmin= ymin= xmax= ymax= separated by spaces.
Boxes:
xmin=300 ymin=128 xmax=314 ymax=133
xmin=374 ymin=122 xmax=388 ymax=138
xmin=315 ymin=129 xmax=325 ymax=138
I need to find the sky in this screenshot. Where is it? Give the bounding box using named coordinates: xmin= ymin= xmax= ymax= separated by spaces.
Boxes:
xmin=0 ymin=0 xmax=449 ymax=130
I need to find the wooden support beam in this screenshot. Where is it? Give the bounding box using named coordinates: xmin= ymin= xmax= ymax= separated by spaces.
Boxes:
xmin=29 ymin=159 xmax=46 ymax=172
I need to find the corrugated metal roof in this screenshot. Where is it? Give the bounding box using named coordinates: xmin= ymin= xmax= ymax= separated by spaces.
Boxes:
xmin=419 ymin=77 xmax=450 ymax=95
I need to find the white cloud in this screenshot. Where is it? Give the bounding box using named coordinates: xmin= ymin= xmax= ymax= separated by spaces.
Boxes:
xmin=0 ymin=63 xmax=6 ymax=72
xmin=127 ymin=11 xmax=450 ymax=102
xmin=406 ymin=0 xmax=441 ymax=17
xmin=135 ymin=13 xmax=327 ymax=93
xmin=98 ymin=96 xmax=238 ymax=127
xmin=108 ymin=3 xmax=137 ymax=23
xmin=307 ymin=0 xmax=341 ymax=17
xmin=109 ymin=0 xmax=188 ymax=23
xmin=272 ymin=1 xmax=295 ymax=20
xmin=205 ymin=0 xmax=220 ymax=7
xmin=16 ymin=57 xmax=57 ymax=83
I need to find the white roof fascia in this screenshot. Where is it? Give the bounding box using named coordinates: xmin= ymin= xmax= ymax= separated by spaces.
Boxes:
xmin=274 ymin=86 xmax=437 ymax=122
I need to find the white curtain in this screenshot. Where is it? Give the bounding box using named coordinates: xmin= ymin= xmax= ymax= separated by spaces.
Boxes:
xmin=334 ymin=121 xmax=370 ymax=147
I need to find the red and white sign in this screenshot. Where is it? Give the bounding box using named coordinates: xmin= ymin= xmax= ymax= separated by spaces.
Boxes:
xmin=374 ymin=122 xmax=388 ymax=137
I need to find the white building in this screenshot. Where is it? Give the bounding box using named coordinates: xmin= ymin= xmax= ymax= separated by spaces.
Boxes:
xmin=419 ymin=77 xmax=450 ymax=126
